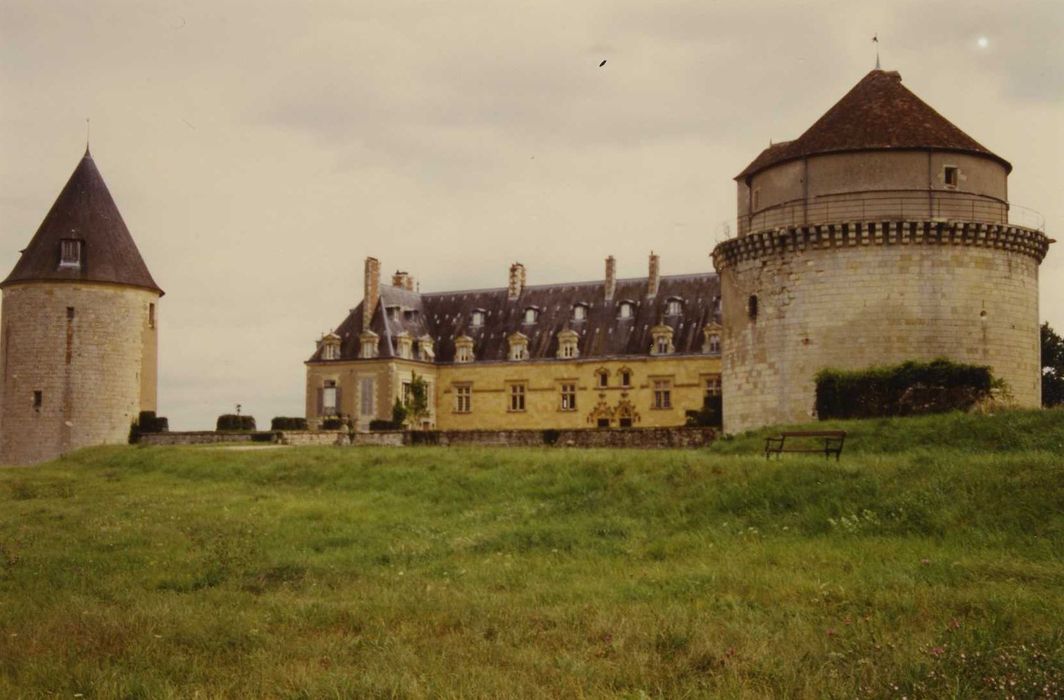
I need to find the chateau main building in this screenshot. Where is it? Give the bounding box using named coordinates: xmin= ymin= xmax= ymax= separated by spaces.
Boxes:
xmin=306 ymin=255 xmax=723 ymax=431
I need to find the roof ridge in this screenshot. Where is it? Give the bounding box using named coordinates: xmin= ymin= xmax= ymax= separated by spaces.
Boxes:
xmin=419 ymin=272 xmax=717 ymax=298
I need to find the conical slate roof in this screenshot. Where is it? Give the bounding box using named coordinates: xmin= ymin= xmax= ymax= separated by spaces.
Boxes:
xmin=737 ymin=69 xmax=1011 ymax=179
xmin=1 ymin=149 xmax=162 ymax=294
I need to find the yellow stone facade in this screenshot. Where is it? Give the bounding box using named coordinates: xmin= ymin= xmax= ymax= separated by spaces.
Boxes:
xmin=306 ymin=354 xmax=721 ymax=431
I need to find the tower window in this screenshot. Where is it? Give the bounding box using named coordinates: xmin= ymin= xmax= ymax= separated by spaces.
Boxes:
xmin=66 ymin=307 xmax=75 ymax=320
xmin=944 ymin=166 xmax=959 ymax=188
xmin=33 ymin=390 xmax=42 ymax=411
xmin=59 ymin=239 xmax=82 ymax=269
xmin=748 ymin=295 xmax=759 ymax=321
xmin=148 ymin=303 xmax=156 ymax=329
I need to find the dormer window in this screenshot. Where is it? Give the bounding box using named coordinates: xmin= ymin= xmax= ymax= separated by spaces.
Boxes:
xmin=572 ymin=304 xmax=588 ymax=322
xmin=418 ymin=335 xmax=435 ymax=361
xmin=388 ymin=306 xmax=401 ymax=322
xmin=618 ymin=302 xmax=634 ymax=319
xmin=702 ymin=323 xmax=722 ymax=355
xmin=360 ymin=330 xmax=380 ymax=359
xmin=59 ymin=239 xmax=82 ymax=269
xmin=471 ymin=310 xmax=485 ymax=327
xmin=396 ymin=332 xmax=413 ymax=360
xmin=508 ymin=332 xmax=529 ymax=361
xmin=666 ymin=299 xmax=683 ymax=316
xmin=650 ymin=324 xmax=675 ymax=355
xmin=523 ymin=307 xmax=539 ymax=324
xmin=319 ymin=332 xmax=341 ymax=360
xmin=556 ymin=329 xmax=580 ymax=359
xmin=455 ymin=335 xmax=475 ymax=363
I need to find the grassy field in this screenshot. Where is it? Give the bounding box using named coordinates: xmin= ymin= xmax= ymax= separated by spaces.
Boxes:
xmin=1 ymin=410 xmax=1062 ymax=698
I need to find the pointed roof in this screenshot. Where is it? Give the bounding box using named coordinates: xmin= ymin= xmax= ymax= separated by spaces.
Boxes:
xmin=2 ymin=150 xmax=162 ymax=294
xmin=737 ymin=69 xmax=1010 ymax=180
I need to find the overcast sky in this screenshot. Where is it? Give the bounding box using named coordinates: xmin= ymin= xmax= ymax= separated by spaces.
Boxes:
xmin=2 ymin=0 xmax=1061 ymax=429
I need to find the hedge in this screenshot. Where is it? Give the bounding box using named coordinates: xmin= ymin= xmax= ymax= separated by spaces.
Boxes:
xmin=216 ymin=414 xmax=257 ymax=431
xmin=271 ymin=417 xmax=308 ymax=431
xmin=369 ymin=419 xmax=402 ymax=431
xmin=128 ymin=411 xmax=169 ymax=444
xmin=815 ymin=358 xmax=994 ymax=420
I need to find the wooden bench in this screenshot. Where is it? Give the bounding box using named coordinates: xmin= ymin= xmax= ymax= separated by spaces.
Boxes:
xmin=764 ymin=430 xmax=846 ymax=461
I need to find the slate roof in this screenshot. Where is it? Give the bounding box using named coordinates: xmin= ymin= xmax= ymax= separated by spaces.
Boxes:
xmin=310 ymin=273 xmax=721 ymax=363
xmin=737 ymin=69 xmax=1010 ymax=180
xmin=1 ymin=150 xmax=162 ymax=294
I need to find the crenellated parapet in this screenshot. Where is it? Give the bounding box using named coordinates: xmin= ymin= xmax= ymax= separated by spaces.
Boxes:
xmin=713 ymin=219 xmax=1052 ymax=270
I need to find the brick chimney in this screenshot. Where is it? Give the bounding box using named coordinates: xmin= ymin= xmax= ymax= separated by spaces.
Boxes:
xmin=392 ymin=270 xmax=415 ymax=291
xmin=363 ymin=257 xmax=380 ymax=328
xmin=647 ymin=251 xmax=660 ymax=297
xmin=508 ymin=262 xmax=526 ymax=300
xmin=604 ymin=255 xmax=616 ymax=301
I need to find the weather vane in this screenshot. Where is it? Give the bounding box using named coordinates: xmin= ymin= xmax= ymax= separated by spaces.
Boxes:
xmin=873 ymin=34 xmax=880 ymax=69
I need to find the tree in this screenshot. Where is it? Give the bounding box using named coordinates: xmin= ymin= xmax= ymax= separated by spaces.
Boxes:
xmin=405 ymin=372 xmax=431 ymax=429
xmin=1042 ymin=322 xmax=1064 ymax=407
xmin=391 ymin=397 xmax=408 ymax=428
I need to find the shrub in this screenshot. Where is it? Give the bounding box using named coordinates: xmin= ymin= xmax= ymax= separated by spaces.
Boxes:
xmin=369 ymin=419 xmax=402 ymax=431
xmin=685 ymin=395 xmax=722 ymax=427
xmin=391 ymin=398 xmax=408 ymax=428
xmin=217 ymin=414 xmax=256 ymax=431
xmin=321 ymin=418 xmax=344 ymax=430
xmin=128 ymin=411 xmax=169 ymax=443
xmin=409 ymin=431 xmax=440 ymax=445
xmin=271 ymin=417 xmax=308 ymax=431
xmin=815 ymin=358 xmax=994 ymax=420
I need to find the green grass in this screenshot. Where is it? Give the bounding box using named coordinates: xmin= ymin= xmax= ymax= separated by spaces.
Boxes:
xmin=1 ymin=410 xmax=1062 ymax=698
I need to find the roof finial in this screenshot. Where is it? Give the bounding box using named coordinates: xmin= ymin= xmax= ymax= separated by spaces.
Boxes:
xmin=873 ymin=34 xmax=880 ymax=70
xmin=85 ymin=118 xmax=91 ymax=157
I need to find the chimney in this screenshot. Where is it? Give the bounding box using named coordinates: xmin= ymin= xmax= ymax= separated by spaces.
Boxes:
xmin=508 ymin=262 xmax=526 ymax=300
xmin=392 ymin=270 xmax=415 ymax=291
xmin=363 ymin=257 xmax=380 ymax=328
xmin=604 ymin=255 xmax=616 ymax=301
xmin=647 ymin=251 xmax=660 ymax=297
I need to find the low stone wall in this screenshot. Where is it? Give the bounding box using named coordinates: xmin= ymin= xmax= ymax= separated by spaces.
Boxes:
xmin=140 ymin=431 xmax=263 ymax=446
xmin=139 ymin=427 xmax=715 ymax=449
xmin=277 ymin=430 xmax=349 ymax=446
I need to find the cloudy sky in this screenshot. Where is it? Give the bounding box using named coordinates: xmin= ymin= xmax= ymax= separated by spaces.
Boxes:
xmin=2 ymin=0 xmax=1061 ymax=429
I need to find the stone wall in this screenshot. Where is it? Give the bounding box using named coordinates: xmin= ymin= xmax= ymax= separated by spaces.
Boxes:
xmin=139 ymin=427 xmax=714 ymax=449
xmin=713 ymin=220 xmax=1050 ymax=434
xmin=140 ymin=431 xmax=261 ymax=446
xmin=0 ymin=282 xmax=160 ymax=465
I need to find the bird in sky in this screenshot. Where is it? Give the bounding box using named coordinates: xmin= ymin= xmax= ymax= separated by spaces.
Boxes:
xmin=599 ymin=59 xmax=607 ymax=67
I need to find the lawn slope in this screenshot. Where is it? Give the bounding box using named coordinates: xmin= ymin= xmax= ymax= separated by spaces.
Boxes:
xmin=1 ymin=410 xmax=1062 ymax=698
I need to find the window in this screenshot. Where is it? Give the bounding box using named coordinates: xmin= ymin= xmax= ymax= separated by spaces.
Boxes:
xmin=556 ymin=330 xmax=579 ymax=359
xmin=148 ymin=303 xmax=155 ymax=329
xmin=455 ymin=337 xmax=475 ymax=363
xmin=33 ymin=390 xmax=42 ymax=411
xmin=597 ymin=418 xmax=611 ymax=429
xmin=396 ymin=334 xmax=413 ymax=359
xmin=559 ymin=343 xmax=577 ymax=358
xmin=523 ymin=308 xmax=538 ymax=324
xmin=471 ymin=310 xmax=485 ymax=327
xmin=655 ymin=336 xmax=670 ymax=354
xmin=748 ymin=295 xmax=758 ymax=321
xmin=652 ymin=379 xmax=672 ymax=409
xmin=666 ymin=299 xmax=682 ymax=316
xmin=619 ymin=369 xmax=632 ymax=387
xmin=454 ymin=384 xmax=471 ymax=413
xmin=704 ymin=376 xmax=721 ymax=397
xmin=944 ymin=166 xmax=959 ymax=188
xmin=360 ymin=377 xmax=375 ymax=416
xmin=360 ymin=331 xmax=379 ymax=359
xmin=619 ymin=302 xmax=633 ymax=319
xmin=66 ymin=307 xmax=75 ymax=321
xmin=508 ymin=333 xmax=529 ymax=361
xmin=509 ymin=383 xmax=526 ymax=412
xmin=597 ymin=369 xmax=609 ymax=388
xmin=650 ymin=325 xmax=674 ymax=355
xmin=418 ymin=337 xmax=435 ymax=361
xmin=389 ymin=306 xmax=401 ymax=321
xmin=59 ymin=239 xmax=82 ymax=269
xmin=708 ymin=334 xmax=720 ymax=354
xmin=402 ymin=381 xmax=412 ymax=405
xmin=560 ymin=383 xmax=577 ymax=411
xmin=752 ymin=188 xmax=760 ymax=210
xmin=322 ymin=380 xmax=338 ymax=415
xmin=619 ymin=416 xmax=633 ymax=428
xmin=572 ymin=304 xmax=587 ymax=321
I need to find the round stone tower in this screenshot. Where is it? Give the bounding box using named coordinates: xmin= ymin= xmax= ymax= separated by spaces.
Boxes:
xmin=712 ymin=69 xmax=1052 ymax=434
xmin=0 ymin=148 xmax=163 ymax=465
